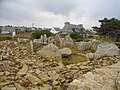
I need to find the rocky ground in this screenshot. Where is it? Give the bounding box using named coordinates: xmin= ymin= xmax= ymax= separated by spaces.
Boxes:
xmin=0 ymin=40 xmax=120 ymax=90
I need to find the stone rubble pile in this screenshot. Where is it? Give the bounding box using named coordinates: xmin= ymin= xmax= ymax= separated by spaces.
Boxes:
xmin=68 ymin=61 xmax=120 ymax=90
xmin=0 ymin=40 xmax=120 ymax=90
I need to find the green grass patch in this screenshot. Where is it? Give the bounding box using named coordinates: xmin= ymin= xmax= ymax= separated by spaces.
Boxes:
xmin=62 ymin=53 xmax=87 ymax=65
xmin=0 ymin=34 xmax=12 ymax=41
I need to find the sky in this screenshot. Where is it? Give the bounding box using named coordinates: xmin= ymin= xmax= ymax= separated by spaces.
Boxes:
xmin=0 ymin=0 xmax=120 ymax=29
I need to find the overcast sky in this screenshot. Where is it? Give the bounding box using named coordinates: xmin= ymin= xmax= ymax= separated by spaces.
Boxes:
xmin=0 ymin=0 xmax=120 ymax=28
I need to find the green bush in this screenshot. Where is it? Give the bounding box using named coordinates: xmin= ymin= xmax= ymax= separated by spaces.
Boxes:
xmin=32 ymin=30 xmax=53 ymax=39
xmin=70 ymin=32 xmax=83 ymax=42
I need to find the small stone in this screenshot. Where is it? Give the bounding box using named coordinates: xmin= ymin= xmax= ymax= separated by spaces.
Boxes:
xmin=38 ymin=73 xmax=50 ymax=82
xmin=26 ymin=73 xmax=43 ymax=85
xmin=5 ymin=71 xmax=10 ymax=76
xmin=0 ymin=55 xmax=2 ymax=61
xmin=35 ymin=69 xmax=40 ymax=74
xmin=86 ymin=53 xmax=94 ymax=59
xmin=2 ymin=55 xmax=8 ymax=60
xmin=117 ymin=81 xmax=120 ymax=90
xmin=17 ymin=64 xmax=28 ymax=76
xmin=0 ymin=76 xmax=6 ymax=82
xmin=53 ymin=81 xmax=59 ymax=85
xmin=0 ymin=72 xmax=4 ymax=75
xmin=0 ymin=82 xmax=10 ymax=87
xmin=79 ymin=66 xmax=91 ymax=70
xmin=1 ymin=86 xmax=16 ymax=90
xmin=60 ymin=78 xmax=66 ymax=83
xmin=14 ymin=83 xmax=26 ymax=90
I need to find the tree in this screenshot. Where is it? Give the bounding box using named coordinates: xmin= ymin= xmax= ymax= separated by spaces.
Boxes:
xmin=0 ymin=26 xmax=2 ymax=33
xmin=92 ymin=18 xmax=120 ymax=41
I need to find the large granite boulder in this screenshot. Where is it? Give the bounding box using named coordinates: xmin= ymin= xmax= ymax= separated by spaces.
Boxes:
xmin=59 ymin=48 xmax=72 ymax=57
xmin=67 ymin=62 xmax=120 ymax=90
xmin=37 ymin=43 xmax=62 ymax=62
xmin=94 ymin=43 xmax=120 ymax=59
xmin=64 ymin=35 xmax=74 ymax=45
xmin=77 ymin=41 xmax=92 ymax=51
xmin=41 ymin=43 xmax=59 ymax=52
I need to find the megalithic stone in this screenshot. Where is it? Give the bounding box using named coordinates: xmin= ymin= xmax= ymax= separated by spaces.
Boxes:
xmin=40 ymin=35 xmax=44 ymax=43
xmin=43 ymin=34 xmax=47 ymax=44
xmin=30 ymin=40 xmax=34 ymax=54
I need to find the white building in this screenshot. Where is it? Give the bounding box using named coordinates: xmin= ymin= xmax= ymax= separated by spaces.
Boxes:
xmin=50 ymin=27 xmax=60 ymax=34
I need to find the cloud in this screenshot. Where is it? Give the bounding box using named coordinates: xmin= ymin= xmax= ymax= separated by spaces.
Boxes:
xmin=0 ymin=0 xmax=120 ymax=28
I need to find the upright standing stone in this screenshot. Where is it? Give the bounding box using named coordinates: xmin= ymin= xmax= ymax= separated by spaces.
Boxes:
xmin=43 ymin=34 xmax=47 ymax=44
xmin=64 ymin=35 xmax=74 ymax=45
xmin=40 ymin=35 xmax=44 ymax=43
xmin=12 ymin=31 xmax=16 ymax=37
xmin=30 ymin=40 xmax=34 ymax=54
xmin=54 ymin=34 xmax=61 ymax=47
xmin=60 ymin=38 xmax=65 ymax=48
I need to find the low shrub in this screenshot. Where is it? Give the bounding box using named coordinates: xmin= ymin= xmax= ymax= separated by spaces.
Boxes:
xmin=32 ymin=30 xmax=53 ymax=39
xmin=70 ymin=32 xmax=83 ymax=42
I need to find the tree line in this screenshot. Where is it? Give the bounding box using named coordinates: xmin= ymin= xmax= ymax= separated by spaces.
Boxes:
xmin=92 ymin=18 xmax=120 ymax=41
